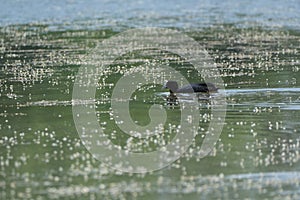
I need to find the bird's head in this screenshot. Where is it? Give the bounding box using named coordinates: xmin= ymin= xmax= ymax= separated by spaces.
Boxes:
xmin=162 ymin=81 xmax=178 ymax=93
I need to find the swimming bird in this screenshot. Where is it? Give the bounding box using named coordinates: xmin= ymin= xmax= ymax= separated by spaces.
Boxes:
xmin=162 ymin=80 xmax=218 ymax=94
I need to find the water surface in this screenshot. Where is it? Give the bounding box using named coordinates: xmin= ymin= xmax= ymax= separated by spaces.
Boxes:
xmin=1 ymin=0 xmax=300 ymax=199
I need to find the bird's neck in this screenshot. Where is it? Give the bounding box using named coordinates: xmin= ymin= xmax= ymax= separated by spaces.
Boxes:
xmin=169 ymin=84 xmax=178 ymax=93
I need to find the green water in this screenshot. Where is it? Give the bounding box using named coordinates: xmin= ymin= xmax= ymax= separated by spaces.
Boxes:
xmin=1 ymin=25 xmax=300 ymax=199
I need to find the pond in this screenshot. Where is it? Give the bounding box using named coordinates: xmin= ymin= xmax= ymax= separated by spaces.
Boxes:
xmin=1 ymin=0 xmax=300 ymax=199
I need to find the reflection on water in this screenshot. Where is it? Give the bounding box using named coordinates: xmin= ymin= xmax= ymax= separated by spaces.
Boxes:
xmin=1 ymin=13 xmax=300 ymax=200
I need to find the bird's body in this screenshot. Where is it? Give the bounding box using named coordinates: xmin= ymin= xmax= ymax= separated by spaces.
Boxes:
xmin=163 ymin=81 xmax=218 ymax=94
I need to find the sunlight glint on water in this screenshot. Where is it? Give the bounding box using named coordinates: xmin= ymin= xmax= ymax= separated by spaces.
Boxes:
xmin=0 ymin=1 xmax=300 ymax=199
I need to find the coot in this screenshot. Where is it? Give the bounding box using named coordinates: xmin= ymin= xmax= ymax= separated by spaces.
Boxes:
xmin=162 ymin=81 xmax=218 ymax=93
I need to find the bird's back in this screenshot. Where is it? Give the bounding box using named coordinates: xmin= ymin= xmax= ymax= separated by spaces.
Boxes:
xmin=176 ymin=83 xmax=218 ymax=93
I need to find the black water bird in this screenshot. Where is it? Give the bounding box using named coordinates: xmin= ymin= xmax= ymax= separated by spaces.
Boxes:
xmin=162 ymin=80 xmax=218 ymax=94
